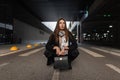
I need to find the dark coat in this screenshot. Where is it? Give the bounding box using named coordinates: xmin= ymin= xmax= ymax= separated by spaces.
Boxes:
xmin=45 ymin=32 xmax=78 ymax=58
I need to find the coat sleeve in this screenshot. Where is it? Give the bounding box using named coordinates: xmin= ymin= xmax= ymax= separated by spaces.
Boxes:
xmin=45 ymin=33 xmax=56 ymax=52
xmin=68 ymin=32 xmax=78 ymax=52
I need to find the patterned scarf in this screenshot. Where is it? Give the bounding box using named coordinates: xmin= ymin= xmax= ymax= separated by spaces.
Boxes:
xmin=59 ymin=31 xmax=69 ymax=54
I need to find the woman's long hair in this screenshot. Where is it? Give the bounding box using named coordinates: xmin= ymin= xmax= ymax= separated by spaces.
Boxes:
xmin=53 ymin=18 xmax=69 ymax=42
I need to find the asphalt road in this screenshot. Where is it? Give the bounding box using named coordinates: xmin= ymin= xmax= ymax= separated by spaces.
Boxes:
xmin=0 ymin=44 xmax=120 ymax=80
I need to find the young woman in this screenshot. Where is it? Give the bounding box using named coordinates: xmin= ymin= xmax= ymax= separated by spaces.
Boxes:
xmin=44 ymin=18 xmax=79 ymax=69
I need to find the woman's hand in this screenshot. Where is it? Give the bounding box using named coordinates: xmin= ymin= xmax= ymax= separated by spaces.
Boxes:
xmin=53 ymin=46 xmax=69 ymax=56
xmin=59 ymin=49 xmax=65 ymax=55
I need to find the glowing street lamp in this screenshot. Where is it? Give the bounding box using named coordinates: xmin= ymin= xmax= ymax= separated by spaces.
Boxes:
xmin=109 ymin=25 xmax=113 ymax=28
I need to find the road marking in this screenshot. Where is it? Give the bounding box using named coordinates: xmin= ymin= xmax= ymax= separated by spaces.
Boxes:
xmin=91 ymin=47 xmax=120 ymax=57
xmin=0 ymin=63 xmax=9 ymax=68
xmin=109 ymin=49 xmax=120 ymax=53
xmin=79 ymin=47 xmax=105 ymax=57
xmin=106 ymin=64 xmax=120 ymax=74
xmin=19 ymin=47 xmax=44 ymax=56
xmin=52 ymin=69 xmax=60 ymax=80
xmin=0 ymin=49 xmax=25 ymax=57
xmin=100 ymin=47 xmax=120 ymax=53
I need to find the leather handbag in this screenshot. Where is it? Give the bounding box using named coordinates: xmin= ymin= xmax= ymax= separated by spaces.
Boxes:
xmin=54 ymin=55 xmax=69 ymax=69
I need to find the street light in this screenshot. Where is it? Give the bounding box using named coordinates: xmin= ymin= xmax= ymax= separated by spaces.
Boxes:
xmin=109 ymin=25 xmax=113 ymax=28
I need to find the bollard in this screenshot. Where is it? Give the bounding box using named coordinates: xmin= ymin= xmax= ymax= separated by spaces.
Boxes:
xmin=10 ymin=46 xmax=19 ymax=51
xmin=26 ymin=44 xmax=32 ymax=48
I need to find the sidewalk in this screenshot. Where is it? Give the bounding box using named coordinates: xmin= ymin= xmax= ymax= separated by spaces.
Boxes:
xmin=0 ymin=44 xmax=42 ymax=54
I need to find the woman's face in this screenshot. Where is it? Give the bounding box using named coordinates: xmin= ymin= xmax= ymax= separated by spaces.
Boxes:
xmin=59 ymin=19 xmax=65 ymax=30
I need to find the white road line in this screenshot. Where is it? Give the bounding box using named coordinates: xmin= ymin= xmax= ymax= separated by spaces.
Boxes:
xmin=106 ymin=64 xmax=120 ymax=74
xmin=19 ymin=47 xmax=44 ymax=56
xmin=109 ymin=49 xmax=120 ymax=53
xmin=0 ymin=63 xmax=9 ymax=68
xmin=52 ymin=69 xmax=60 ymax=80
xmin=91 ymin=47 xmax=120 ymax=57
xmin=0 ymin=49 xmax=25 ymax=57
xmin=79 ymin=47 xmax=105 ymax=57
xmin=100 ymin=47 xmax=120 ymax=53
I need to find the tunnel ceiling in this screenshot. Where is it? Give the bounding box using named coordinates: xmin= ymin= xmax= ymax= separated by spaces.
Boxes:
xmin=82 ymin=0 xmax=120 ymax=32
xmin=12 ymin=0 xmax=120 ymax=34
xmin=16 ymin=0 xmax=94 ymax=21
